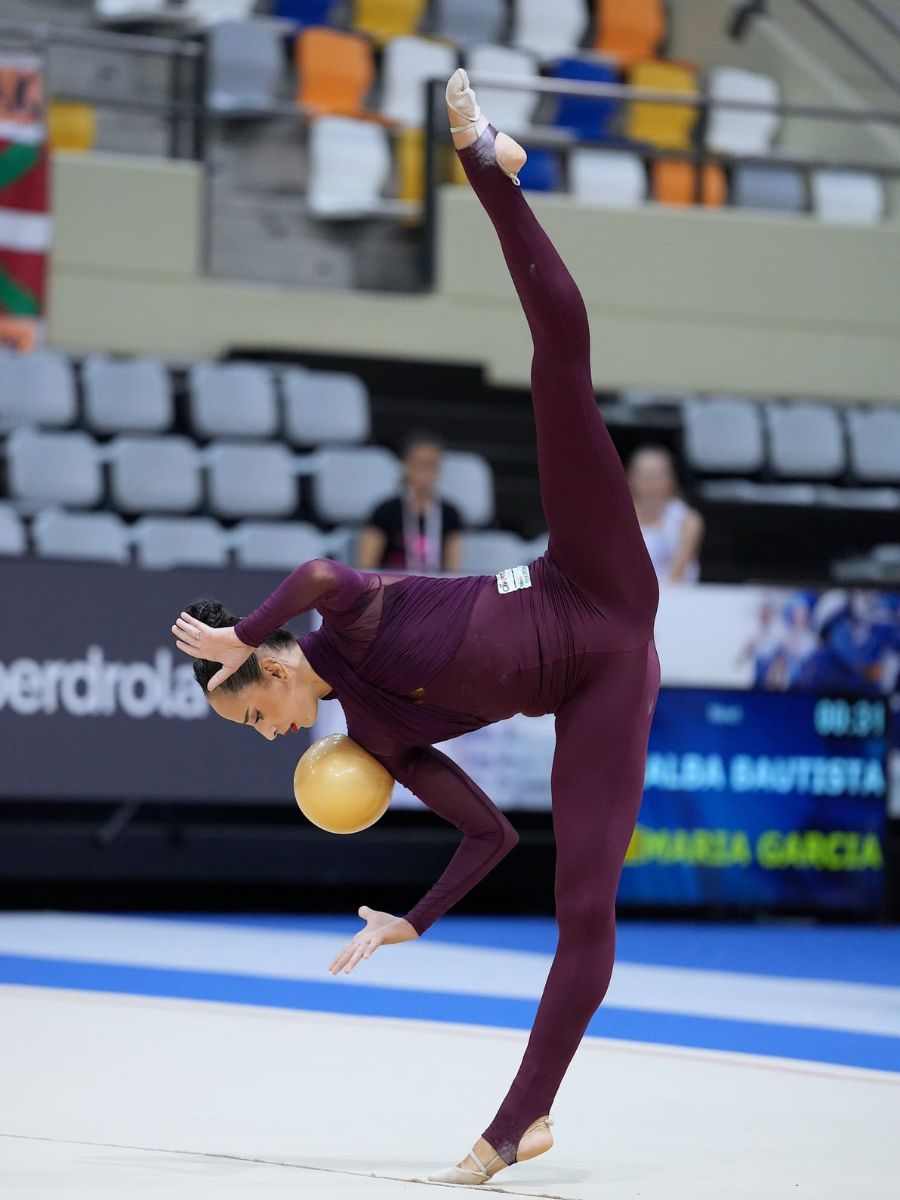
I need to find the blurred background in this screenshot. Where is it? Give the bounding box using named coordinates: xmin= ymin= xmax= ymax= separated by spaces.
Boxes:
xmin=0 ymin=0 xmax=898 ymax=929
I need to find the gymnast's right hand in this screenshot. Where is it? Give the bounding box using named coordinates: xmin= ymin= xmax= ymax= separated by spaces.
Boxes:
xmin=171 ymin=611 xmax=254 ymax=691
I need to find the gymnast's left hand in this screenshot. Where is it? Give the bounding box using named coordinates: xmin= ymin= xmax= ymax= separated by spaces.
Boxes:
xmin=329 ymin=905 xmax=419 ymax=976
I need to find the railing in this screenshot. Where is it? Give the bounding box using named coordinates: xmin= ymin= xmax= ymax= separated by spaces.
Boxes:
xmin=422 ymin=73 xmax=900 ymax=287
xmin=0 ymin=18 xmax=206 ymax=160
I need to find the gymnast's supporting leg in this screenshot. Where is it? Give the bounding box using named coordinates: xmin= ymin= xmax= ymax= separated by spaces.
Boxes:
xmin=447 ymin=70 xmax=656 ymax=616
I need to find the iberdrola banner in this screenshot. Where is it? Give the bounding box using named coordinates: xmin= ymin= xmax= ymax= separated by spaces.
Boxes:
xmin=0 ymin=53 xmax=49 ymax=352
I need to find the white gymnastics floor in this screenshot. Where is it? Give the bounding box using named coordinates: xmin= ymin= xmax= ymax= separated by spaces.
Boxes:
xmin=1 ymin=914 xmax=899 ymax=1199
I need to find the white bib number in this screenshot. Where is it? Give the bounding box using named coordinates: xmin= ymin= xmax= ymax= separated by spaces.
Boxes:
xmin=496 ymin=564 xmax=532 ymax=594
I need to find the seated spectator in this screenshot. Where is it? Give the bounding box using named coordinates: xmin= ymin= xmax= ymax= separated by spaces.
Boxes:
xmin=627 ymin=445 xmax=704 ymax=582
xmin=356 ymin=431 xmax=463 ymax=573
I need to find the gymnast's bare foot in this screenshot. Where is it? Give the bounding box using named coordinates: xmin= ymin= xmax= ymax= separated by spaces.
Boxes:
xmin=445 ymin=67 xmax=527 ymax=183
xmin=428 ymin=1115 xmax=554 ymax=1185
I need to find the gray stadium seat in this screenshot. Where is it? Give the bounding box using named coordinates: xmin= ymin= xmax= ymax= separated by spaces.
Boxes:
xmin=206 ymin=441 xmax=297 ymax=518
xmin=459 ymin=530 xmax=529 ymax=574
xmin=307 ymin=117 xmax=392 ymax=219
xmin=0 ymin=349 xmax=77 ymax=430
xmin=232 ymin=520 xmax=325 ymax=569
xmin=435 ymin=0 xmax=506 ymax=46
xmin=816 ymin=485 xmax=900 ymax=510
xmin=282 ymin=368 xmax=370 ymax=446
xmin=132 ymin=517 xmax=230 ymax=569
xmin=7 ymin=428 xmax=103 ymax=508
xmin=683 ymin=397 xmax=765 ymax=474
xmin=439 ymin=450 xmax=495 ymax=527
xmin=733 ymin=165 xmax=806 ymax=214
xmin=207 ymin=20 xmax=283 ymax=111
xmin=847 ymin=407 xmax=900 ymax=484
xmin=527 ymin=531 xmax=549 ymax=559
xmin=324 ymin=524 xmax=360 ymax=565
xmin=311 ymin=446 xmax=401 ymax=524
xmin=109 ymin=435 xmax=202 ymax=514
xmin=82 ymin=354 xmax=173 ymax=434
xmin=699 ymin=480 xmax=819 ymax=505
xmin=765 ymin=403 xmax=845 ymax=479
xmin=189 ymin=361 xmax=279 ymax=440
xmin=33 ymin=509 xmax=130 ymax=564
xmin=0 ymin=502 xmax=25 ymax=556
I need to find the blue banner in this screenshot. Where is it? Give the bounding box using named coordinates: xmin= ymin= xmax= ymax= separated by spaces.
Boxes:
xmin=619 ymin=689 xmax=887 ymax=910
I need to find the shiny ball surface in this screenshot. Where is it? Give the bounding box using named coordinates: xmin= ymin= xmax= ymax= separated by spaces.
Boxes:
xmin=293 ymin=733 xmax=393 ymax=834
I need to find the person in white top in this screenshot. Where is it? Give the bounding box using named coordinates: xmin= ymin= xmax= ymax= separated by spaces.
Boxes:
xmin=627 ymin=445 xmax=704 ymax=583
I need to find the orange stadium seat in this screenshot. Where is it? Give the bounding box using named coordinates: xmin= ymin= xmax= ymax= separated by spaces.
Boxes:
xmin=651 ymin=158 xmax=727 ymax=207
xmin=625 ymin=60 xmax=698 ymax=150
xmin=352 ymin=0 xmax=425 ymax=44
xmin=295 ymin=27 xmax=375 ymax=117
xmin=47 ymin=101 xmax=97 ymax=153
xmin=595 ymin=0 xmax=666 ymax=65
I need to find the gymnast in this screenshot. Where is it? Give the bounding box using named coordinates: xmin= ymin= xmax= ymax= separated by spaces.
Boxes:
xmin=171 ymin=70 xmax=660 ymax=1186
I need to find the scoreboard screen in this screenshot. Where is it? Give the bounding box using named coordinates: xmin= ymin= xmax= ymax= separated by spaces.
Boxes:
xmin=618 ymin=689 xmax=887 ymax=911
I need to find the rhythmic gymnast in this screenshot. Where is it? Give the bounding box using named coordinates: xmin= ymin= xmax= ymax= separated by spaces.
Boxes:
xmin=171 ymin=70 xmax=660 ymax=1187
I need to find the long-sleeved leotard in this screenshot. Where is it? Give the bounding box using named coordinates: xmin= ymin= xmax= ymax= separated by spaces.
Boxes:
xmin=233 ymin=126 xmax=660 ymax=1165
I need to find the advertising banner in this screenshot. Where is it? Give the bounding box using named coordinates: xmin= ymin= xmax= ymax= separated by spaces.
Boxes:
xmin=0 ymin=560 xmax=313 ymax=802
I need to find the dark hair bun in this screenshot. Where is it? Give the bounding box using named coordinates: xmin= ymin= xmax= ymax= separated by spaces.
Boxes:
xmin=187 ymin=599 xmax=240 ymax=630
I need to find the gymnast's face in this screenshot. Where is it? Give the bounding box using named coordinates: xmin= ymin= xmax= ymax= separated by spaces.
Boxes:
xmin=208 ymin=652 xmax=322 ymax=741
xmin=627 ymin=449 xmax=677 ymax=507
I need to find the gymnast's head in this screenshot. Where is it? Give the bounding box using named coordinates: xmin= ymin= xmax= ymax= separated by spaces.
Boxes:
xmin=186 ymin=599 xmax=323 ymax=740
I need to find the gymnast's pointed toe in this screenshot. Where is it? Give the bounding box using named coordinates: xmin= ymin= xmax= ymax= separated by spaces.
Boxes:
xmin=446 ymin=68 xmax=527 ymax=184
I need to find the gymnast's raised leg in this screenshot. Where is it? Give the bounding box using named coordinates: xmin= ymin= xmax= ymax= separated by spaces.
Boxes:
xmin=430 ymin=72 xmax=660 ymax=1185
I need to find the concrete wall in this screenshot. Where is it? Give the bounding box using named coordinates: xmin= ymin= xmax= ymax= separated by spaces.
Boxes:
xmin=49 ymin=151 xmax=900 ymax=401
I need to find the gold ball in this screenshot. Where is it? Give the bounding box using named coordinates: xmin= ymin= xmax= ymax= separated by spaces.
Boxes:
xmin=293 ymin=733 xmax=394 ymax=834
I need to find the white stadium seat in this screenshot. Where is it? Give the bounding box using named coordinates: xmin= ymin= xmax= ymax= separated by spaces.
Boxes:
xmin=7 ymin=428 xmax=103 ymax=508
xmin=765 ymin=403 xmax=845 ymax=479
xmin=189 ymin=361 xmax=279 ymax=440
xmin=232 ymin=520 xmax=326 ymax=569
xmin=569 ymin=150 xmax=646 ymax=207
xmin=439 ymin=450 xmax=495 ymax=527
xmin=206 ymin=19 xmax=283 ymax=111
xmin=380 ymin=37 xmax=458 ymax=127
xmin=282 ymin=368 xmax=371 ymax=446
xmin=705 ymin=67 xmax=779 ymax=155
xmin=511 ymin=0 xmax=588 ymax=60
xmin=0 ymin=502 xmax=26 ymax=556
xmin=811 ymin=170 xmax=884 ymax=226
xmin=82 ymin=355 xmax=173 ymax=435
xmin=132 ymin=517 xmax=230 ymax=569
xmin=206 ymin=441 xmax=298 ymax=518
xmin=307 ymin=116 xmax=392 ymax=219
xmin=311 ymin=446 xmax=401 ymax=524
xmin=33 ymin=509 xmax=130 ymax=564
xmin=459 ymin=530 xmax=529 ymax=574
xmin=0 ymin=349 xmax=77 ymax=430
xmin=847 ymin=407 xmax=900 ymax=484
xmin=109 ymin=435 xmax=202 ymax=514
xmin=464 ymin=45 xmax=540 ymax=134
xmin=683 ymin=397 xmax=765 ymax=474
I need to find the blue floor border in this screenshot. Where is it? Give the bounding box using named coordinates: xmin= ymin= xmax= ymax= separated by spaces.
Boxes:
xmin=2 ymin=953 xmax=898 ymax=1076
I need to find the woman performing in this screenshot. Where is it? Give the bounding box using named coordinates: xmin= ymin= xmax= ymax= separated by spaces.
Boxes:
xmin=171 ymin=70 xmax=660 ymax=1187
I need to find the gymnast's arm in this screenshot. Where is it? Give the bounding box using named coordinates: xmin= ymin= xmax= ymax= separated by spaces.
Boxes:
xmin=234 ymin=558 xmax=373 ymax=647
xmin=381 ymin=745 xmax=520 ymax=936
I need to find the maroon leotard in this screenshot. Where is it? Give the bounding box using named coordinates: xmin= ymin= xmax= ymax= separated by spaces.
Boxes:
xmin=234 ymin=126 xmax=660 ymax=1165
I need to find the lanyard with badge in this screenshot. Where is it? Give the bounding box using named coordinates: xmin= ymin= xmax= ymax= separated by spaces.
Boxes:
xmin=402 ymin=492 xmax=443 ymax=572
